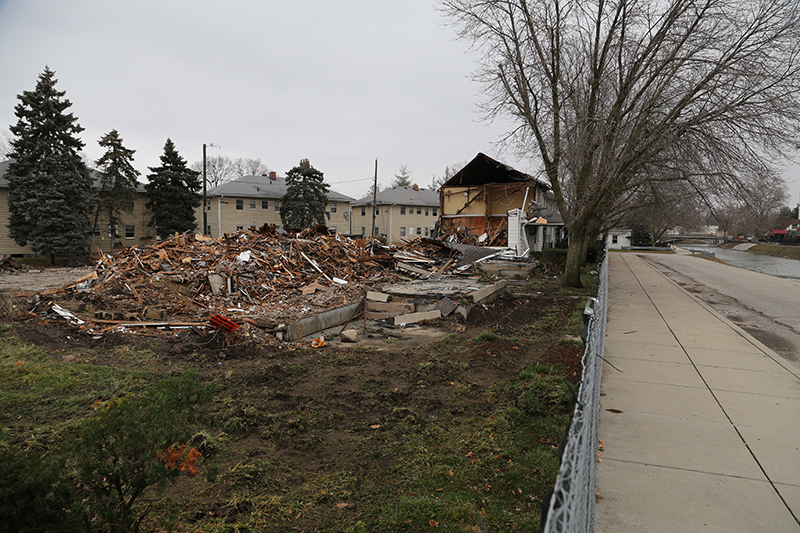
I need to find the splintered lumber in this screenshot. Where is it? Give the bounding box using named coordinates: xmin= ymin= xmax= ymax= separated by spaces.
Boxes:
xmin=396 ymin=262 xmax=433 ymax=276
xmin=366 ymin=291 xmax=392 ymax=302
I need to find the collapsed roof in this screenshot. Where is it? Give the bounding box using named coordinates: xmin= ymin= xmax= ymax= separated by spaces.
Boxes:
xmin=442 ymin=153 xmax=549 ymax=189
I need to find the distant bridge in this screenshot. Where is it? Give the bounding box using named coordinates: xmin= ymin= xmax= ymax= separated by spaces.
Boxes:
xmin=664 ymin=234 xmax=723 ymax=244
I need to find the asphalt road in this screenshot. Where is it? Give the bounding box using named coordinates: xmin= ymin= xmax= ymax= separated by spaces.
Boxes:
xmin=638 ymin=251 xmax=800 ymax=369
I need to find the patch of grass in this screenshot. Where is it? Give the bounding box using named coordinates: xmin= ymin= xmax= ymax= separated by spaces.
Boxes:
xmin=474 ymin=330 xmax=502 ymax=342
xmin=749 ymin=243 xmax=800 ymax=260
xmin=0 ymin=336 xmax=153 ymax=440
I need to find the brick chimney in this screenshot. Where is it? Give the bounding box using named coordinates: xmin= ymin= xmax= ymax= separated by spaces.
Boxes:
xmin=269 ymin=171 xmax=277 ymax=180
xmin=412 ymin=183 xmax=419 ymax=190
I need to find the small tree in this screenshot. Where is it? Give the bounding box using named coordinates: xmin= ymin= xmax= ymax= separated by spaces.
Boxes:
xmin=280 ymin=159 xmax=330 ymax=228
xmin=6 ymin=67 xmax=96 ymax=264
xmin=145 ymin=139 xmax=201 ymax=238
xmin=391 ymin=164 xmax=413 ymax=188
xmin=95 ymin=130 xmax=140 ymax=254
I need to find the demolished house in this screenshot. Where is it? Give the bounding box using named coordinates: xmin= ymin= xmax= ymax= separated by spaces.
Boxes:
xmin=439 ymin=153 xmax=566 ymax=256
xmin=30 ymin=225 xmax=512 ymax=346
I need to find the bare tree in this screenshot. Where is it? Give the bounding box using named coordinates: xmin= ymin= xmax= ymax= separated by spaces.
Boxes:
xmin=231 ymin=157 xmax=269 ymax=179
xmin=191 ymin=156 xmax=271 ymax=188
xmin=442 ymin=0 xmax=800 ymax=286
xmin=626 ymin=180 xmax=702 ymax=246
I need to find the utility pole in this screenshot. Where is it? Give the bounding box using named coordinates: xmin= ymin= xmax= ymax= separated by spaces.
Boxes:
xmin=371 ymin=159 xmax=378 ymax=239
xmin=202 ymin=143 xmax=208 ymax=235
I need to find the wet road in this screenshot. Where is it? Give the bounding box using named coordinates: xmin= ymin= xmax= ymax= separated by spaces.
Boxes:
xmin=635 ymin=250 xmax=800 ymax=368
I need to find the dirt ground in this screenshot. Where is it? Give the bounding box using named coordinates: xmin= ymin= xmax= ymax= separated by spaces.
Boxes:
xmin=0 ymin=265 xmax=93 ymax=295
xmin=4 ymin=264 xmax=585 ymax=530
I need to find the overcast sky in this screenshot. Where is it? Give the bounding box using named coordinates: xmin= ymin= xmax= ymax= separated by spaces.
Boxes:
xmin=1 ymin=0 xmax=798 ymax=206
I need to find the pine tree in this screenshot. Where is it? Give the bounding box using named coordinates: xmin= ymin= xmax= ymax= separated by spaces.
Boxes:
xmin=95 ymin=130 xmax=140 ymax=254
xmin=144 ymin=139 xmax=201 ymax=238
xmin=391 ymin=164 xmax=413 ymax=187
xmin=280 ymin=159 xmax=330 ymax=228
xmin=6 ymin=67 xmax=96 ymax=263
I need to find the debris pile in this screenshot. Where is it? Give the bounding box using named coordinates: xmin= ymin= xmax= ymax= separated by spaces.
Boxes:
xmin=83 ymin=226 xmax=394 ymax=324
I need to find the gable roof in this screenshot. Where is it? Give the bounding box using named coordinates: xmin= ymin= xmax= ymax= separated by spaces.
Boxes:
xmin=442 ymin=152 xmax=549 ymax=189
xmin=351 ymin=185 xmax=439 ymax=207
xmin=0 ymin=159 xmax=147 ymax=192
xmin=207 ymin=173 xmax=355 ymax=203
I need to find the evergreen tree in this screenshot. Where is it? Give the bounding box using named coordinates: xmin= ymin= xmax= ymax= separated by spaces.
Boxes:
xmin=6 ymin=67 xmax=96 ymax=263
xmin=391 ymin=164 xmax=413 ymax=187
xmin=144 ymin=139 xmax=201 ymax=238
xmin=95 ymin=130 xmax=140 ymax=254
xmin=280 ymin=159 xmax=330 ymax=228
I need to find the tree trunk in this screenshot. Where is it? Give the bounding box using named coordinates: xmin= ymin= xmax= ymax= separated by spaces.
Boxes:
xmin=563 ymin=228 xmax=587 ymax=288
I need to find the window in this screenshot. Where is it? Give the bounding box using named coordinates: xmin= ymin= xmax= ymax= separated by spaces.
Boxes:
xmin=374 ymin=206 xmax=380 ymax=216
xmin=432 ymin=207 xmax=438 ymax=216
xmin=425 ymin=207 xmax=429 ymax=216
xmin=124 ymin=198 xmax=135 ymax=209
xmin=361 ymin=206 xmax=366 ymax=216
xmin=236 ymin=225 xmax=244 ymax=230
xmin=90 ymin=226 xmax=101 ymax=237
xmin=249 ymin=199 xmax=256 ymax=209
xmin=612 ymin=235 xmax=618 ymax=244
xmin=236 ymin=199 xmax=244 ymax=210
xmin=125 ymin=225 xmax=135 ymax=239
xmin=361 ymin=226 xmax=366 ymax=235
xmin=204 ymin=199 xmax=211 ymax=212
xmin=400 ymin=226 xmax=406 ymax=237
xmin=417 ymin=227 xmax=422 ymax=236
xmin=409 ymin=227 xmax=415 ymax=236
xmin=262 ymin=200 xmax=269 ymax=209
xmin=330 ymin=226 xmax=337 ymax=232
xmin=374 ymin=226 xmax=379 ymax=236
xmin=274 ymin=200 xmax=280 ymax=211
xmin=205 ymin=225 xmax=211 ymax=235
xmin=330 ymin=203 xmax=338 ymax=213
xmin=425 ymin=227 xmax=429 ymax=237
xmin=400 ymin=206 xmax=406 ymax=215
xmin=417 ymin=207 xmax=422 ymax=215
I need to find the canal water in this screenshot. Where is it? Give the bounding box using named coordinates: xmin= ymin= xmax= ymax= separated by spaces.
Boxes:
xmin=688 ymin=245 xmax=800 ymax=281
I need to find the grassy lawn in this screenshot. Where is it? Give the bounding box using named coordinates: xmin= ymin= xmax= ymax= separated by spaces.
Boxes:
xmin=748 ymin=243 xmax=800 ymax=261
xmin=0 ymin=268 xmax=598 ymax=531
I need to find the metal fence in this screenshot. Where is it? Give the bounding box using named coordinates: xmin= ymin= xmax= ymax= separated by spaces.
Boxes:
xmin=542 ymin=252 xmax=609 ymax=533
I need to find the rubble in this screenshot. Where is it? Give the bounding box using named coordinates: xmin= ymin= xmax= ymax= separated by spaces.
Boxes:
xmin=19 ymin=225 xmax=532 ymax=344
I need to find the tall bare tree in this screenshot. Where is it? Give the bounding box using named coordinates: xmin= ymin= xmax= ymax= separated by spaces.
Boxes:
xmin=191 ymin=156 xmax=270 ymax=188
xmin=443 ymin=0 xmax=800 ymax=286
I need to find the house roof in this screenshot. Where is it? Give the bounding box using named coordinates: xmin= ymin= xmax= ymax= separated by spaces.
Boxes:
xmin=208 ymin=174 xmax=355 ymax=203
xmin=526 ymin=204 xmax=564 ymax=225
xmin=770 ymin=218 xmax=800 ymax=232
xmin=0 ymin=159 xmax=147 ymax=192
xmin=442 ymin=152 xmax=549 ymax=190
xmin=351 ymin=185 xmax=439 ymax=207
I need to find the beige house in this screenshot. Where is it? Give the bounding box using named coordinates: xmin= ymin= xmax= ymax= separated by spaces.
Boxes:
xmin=199 ymin=172 xmax=354 ymax=237
xmin=350 ymin=185 xmax=440 ymax=244
xmin=0 ymin=160 xmax=155 ymax=257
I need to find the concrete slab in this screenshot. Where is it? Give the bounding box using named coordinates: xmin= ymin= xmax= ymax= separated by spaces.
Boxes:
xmin=596 ymin=460 xmax=800 ymax=533
xmin=603 ymin=339 xmax=688 ymax=364
xmin=600 ymin=380 xmax=726 ymax=422
xmin=604 ymin=329 xmax=679 ymax=346
xmin=734 ymin=426 xmax=800 ymax=486
xmin=684 ymin=346 xmax=789 ymax=372
xmin=776 ymin=483 xmax=800 ymax=523
xmin=696 ymin=366 xmax=800 ymax=399
xmin=602 ymin=357 xmax=705 ymax=387
xmin=599 ymin=412 xmax=764 ymax=478
xmin=713 ymin=390 xmax=800 ymax=429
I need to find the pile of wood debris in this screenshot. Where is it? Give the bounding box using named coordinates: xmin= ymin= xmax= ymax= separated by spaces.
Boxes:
xmin=38 ymin=226 xmax=464 ymax=334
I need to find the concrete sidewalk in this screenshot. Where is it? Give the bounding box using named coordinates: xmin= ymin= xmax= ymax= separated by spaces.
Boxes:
xmin=596 ymin=252 xmax=800 ymax=532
